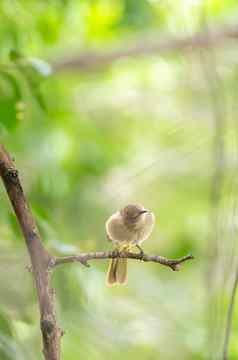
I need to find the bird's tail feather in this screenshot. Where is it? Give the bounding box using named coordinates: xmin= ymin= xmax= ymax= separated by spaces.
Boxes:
xmin=106 ymin=257 xmax=127 ymax=286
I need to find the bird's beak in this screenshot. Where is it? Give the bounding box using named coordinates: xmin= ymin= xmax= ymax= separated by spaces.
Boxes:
xmin=140 ymin=210 xmax=148 ymax=214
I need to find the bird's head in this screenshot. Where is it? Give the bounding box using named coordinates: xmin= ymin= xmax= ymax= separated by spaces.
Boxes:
xmin=120 ymin=204 xmax=149 ymax=228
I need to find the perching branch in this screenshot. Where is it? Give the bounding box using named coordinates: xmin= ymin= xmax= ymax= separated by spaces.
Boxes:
xmin=0 ymin=143 xmax=193 ymax=359
xmin=52 ymin=251 xmax=193 ymax=271
xmin=53 ymin=25 xmax=238 ymax=72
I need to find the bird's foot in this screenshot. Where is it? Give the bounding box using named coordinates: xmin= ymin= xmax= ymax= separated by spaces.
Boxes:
xmin=136 ymin=244 xmax=145 ymax=260
xmin=112 ymin=249 xmax=120 ymax=257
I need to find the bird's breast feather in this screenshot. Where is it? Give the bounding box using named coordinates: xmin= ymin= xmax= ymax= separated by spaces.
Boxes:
xmin=106 ymin=212 xmax=135 ymax=243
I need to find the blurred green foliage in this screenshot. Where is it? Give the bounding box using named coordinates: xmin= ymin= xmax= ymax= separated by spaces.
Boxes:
xmin=0 ymin=0 xmax=238 ymax=359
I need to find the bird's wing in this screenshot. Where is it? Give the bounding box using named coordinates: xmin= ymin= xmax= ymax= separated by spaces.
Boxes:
xmin=138 ymin=211 xmax=155 ymax=243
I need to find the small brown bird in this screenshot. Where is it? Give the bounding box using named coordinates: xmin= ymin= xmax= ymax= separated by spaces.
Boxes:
xmin=106 ymin=204 xmax=155 ymax=286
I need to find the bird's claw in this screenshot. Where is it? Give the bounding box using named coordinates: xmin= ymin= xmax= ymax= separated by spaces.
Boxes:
xmin=136 ymin=245 xmax=145 ymax=260
xmin=112 ymin=249 xmax=120 ymax=257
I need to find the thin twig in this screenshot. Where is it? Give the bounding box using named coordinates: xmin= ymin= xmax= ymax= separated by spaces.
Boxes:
xmin=53 ymin=25 xmax=238 ymax=72
xmin=52 ymin=251 xmax=194 ymax=271
xmin=223 ymin=267 xmax=238 ymax=360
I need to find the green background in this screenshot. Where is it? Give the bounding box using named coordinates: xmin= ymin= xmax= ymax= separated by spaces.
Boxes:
xmin=0 ymin=1 xmax=238 ymax=359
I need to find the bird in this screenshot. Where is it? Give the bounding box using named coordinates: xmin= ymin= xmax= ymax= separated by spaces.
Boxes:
xmin=105 ymin=204 xmax=155 ymax=286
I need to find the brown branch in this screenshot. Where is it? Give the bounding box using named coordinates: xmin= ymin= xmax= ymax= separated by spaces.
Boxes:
xmin=0 ymin=144 xmax=60 ymax=360
xmin=53 ymin=25 xmax=238 ymax=72
xmin=52 ymin=251 xmax=194 ymax=271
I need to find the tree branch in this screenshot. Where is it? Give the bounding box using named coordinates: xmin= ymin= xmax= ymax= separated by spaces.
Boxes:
xmin=53 ymin=25 xmax=238 ymax=72
xmin=52 ymin=251 xmax=194 ymax=271
xmin=0 ymin=144 xmax=61 ymax=360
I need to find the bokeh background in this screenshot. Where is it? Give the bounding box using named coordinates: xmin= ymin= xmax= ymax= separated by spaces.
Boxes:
xmin=0 ymin=1 xmax=238 ymax=359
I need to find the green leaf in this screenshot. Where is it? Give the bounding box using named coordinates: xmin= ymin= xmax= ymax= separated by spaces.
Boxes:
xmin=0 ymin=71 xmax=22 ymax=131
xmin=0 ymin=98 xmax=18 ymax=131
xmin=9 ymin=52 xmax=51 ymax=111
xmin=9 ymin=50 xmax=22 ymax=62
xmin=0 ymin=312 xmax=12 ymax=337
